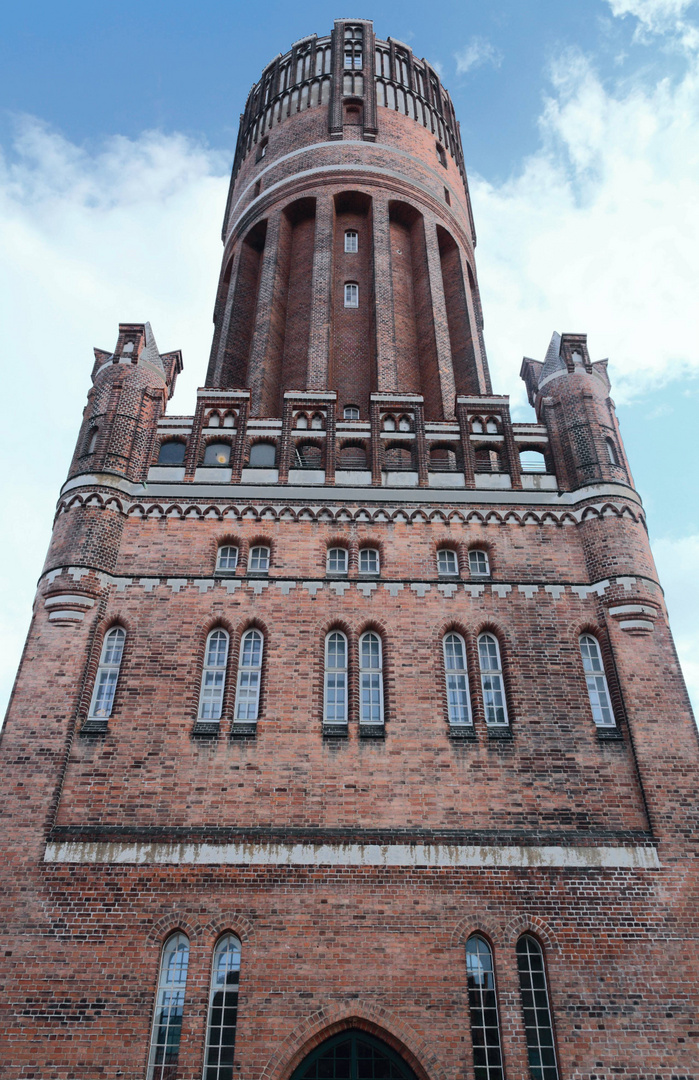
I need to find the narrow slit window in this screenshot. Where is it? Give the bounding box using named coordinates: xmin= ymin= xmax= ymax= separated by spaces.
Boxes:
xmin=344 ymin=282 xmax=359 ymax=308
xmin=327 ymin=547 xmax=348 ymax=575
xmin=466 ymin=935 xmax=504 ymax=1080
xmin=606 ymin=437 xmax=619 ymax=465
xmin=234 ymin=629 xmax=263 ymax=721
xmin=443 ymin=633 xmax=472 ymax=725
xmin=579 ymin=634 xmax=615 ymax=726
xmin=359 ymin=548 xmax=379 ymax=575
xmin=478 ymin=633 xmax=508 ymax=725
xmin=437 ymin=549 xmax=459 ymax=577
xmin=516 ymin=935 xmax=560 ymax=1080
xmin=248 ymin=545 xmax=270 ymax=573
xmin=359 ymin=632 xmax=384 ymax=726
xmin=468 ymin=549 xmax=490 ymax=577
xmin=217 ymin=546 xmax=239 ymax=571
xmin=147 ymin=933 xmax=189 ymax=1080
xmin=88 ymin=627 xmax=126 ymax=720
xmin=198 ymin=629 xmax=229 ymax=721
xmin=324 ymin=631 xmax=348 ymax=725
xmin=203 ymin=935 xmax=242 ymax=1080
xmin=344 ymin=230 xmax=358 ymax=253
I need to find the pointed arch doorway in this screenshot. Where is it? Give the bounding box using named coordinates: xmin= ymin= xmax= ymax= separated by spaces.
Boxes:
xmin=290 ymin=1030 xmax=419 ymax=1080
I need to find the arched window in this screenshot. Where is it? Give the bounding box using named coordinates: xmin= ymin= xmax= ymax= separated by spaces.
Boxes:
xmin=471 ymin=417 xmax=484 ymax=434
xmin=398 ymin=415 xmax=412 ymax=432
xmin=443 ymin=633 xmax=472 ymax=725
xmin=147 ymin=933 xmax=189 ymax=1080
xmin=344 ymin=282 xmax=359 ymax=308
xmin=430 ymin=447 xmax=458 ymax=472
xmin=158 ymin=440 xmax=186 ymax=466
xmin=86 ymin=427 xmax=98 ymax=454
xmin=520 ymin=450 xmax=547 ymax=473
xmin=88 ymin=626 xmax=126 ymax=719
xmin=468 ymin=549 xmax=490 ymax=577
xmin=208 ymin=412 xmax=221 ymax=428
xmin=324 ymin=631 xmax=348 ymax=725
xmin=383 ymin=415 xmax=396 ymax=431
xmin=437 ymin=548 xmax=459 ymax=577
xmin=338 ymin=445 xmax=367 ymax=470
xmin=359 ymin=632 xmax=384 ymax=726
xmin=327 ymin=547 xmax=348 ymax=575
xmin=474 ymin=448 xmax=502 ymax=473
xmin=217 ymin=545 xmax=239 ymax=572
xmin=199 ymin=629 xmax=229 ymax=721
xmin=248 ymin=443 xmax=276 ymax=467
xmin=344 ymin=230 xmax=358 ymax=253
xmin=465 ymin=935 xmax=504 ymax=1080
xmin=359 ymin=548 xmax=380 ymax=575
xmin=203 ymin=935 xmax=242 ymax=1080
xmin=384 ymin=446 xmax=413 ymax=470
xmin=296 ymin=443 xmax=323 ymax=469
xmin=579 ymin=635 xmax=615 ymax=727
xmin=222 ymin=412 xmax=236 ymax=428
xmin=311 ymin=413 xmax=324 ymax=430
xmin=296 ymin=413 xmax=309 ymax=429
xmin=478 ymin=633 xmax=508 ymax=726
xmin=343 ymin=405 xmax=360 ymax=420
xmin=516 ymin=936 xmax=559 ymax=1080
xmin=248 ymin=545 xmax=270 ymax=573
xmin=606 ymin=437 xmax=619 ymax=465
xmin=234 ymin=629 xmax=263 ymax=721
xmin=485 ymin=417 xmax=499 ymax=434
xmin=204 ymin=442 xmax=231 ymax=466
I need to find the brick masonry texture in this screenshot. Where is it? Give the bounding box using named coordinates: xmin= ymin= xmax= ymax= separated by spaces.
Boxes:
xmin=1 ymin=18 xmax=698 ymax=1080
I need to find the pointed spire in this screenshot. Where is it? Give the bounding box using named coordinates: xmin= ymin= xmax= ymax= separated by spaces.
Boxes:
xmin=140 ymin=321 xmax=165 ymax=375
xmin=539 ymin=331 xmax=566 ymax=384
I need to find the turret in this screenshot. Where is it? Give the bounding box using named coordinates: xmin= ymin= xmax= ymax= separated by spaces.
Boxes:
xmin=521 ymin=332 xmax=632 ymax=493
xmin=69 ymin=322 xmax=182 ymax=485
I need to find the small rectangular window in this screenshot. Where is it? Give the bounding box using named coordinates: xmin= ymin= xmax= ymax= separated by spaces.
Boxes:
xmin=344 ymin=283 xmax=359 ymax=308
xmin=444 ymin=187 xmax=451 ymax=205
xmin=359 ymin=548 xmax=379 ymax=575
xmin=468 ymin=550 xmax=489 ymax=577
xmin=437 ymin=549 xmax=459 ymax=577
xmin=249 ymin=546 xmax=270 ymax=573
xmin=327 ymin=548 xmax=348 ymax=575
xmin=344 ymin=230 xmax=358 ymax=253
xmin=217 ymin=546 xmax=239 ymax=571
xmin=343 ymin=405 xmax=360 ymax=420
xmin=436 ymin=143 xmax=447 ymax=168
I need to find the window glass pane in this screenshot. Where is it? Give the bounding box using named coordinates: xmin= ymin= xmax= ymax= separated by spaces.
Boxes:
xmin=249 ymin=546 xmax=269 ymax=571
xmin=148 ymin=935 xmax=189 ymax=1080
xmin=235 ymin=631 xmax=263 ymax=721
xmin=469 ymin=550 xmax=489 ymax=576
xmin=93 ymin=669 xmax=118 ymax=717
xmin=438 ymin=549 xmax=458 ymax=575
xmin=249 ymin=443 xmax=276 ymax=467
xmin=516 ymin=936 xmax=559 ymax=1080
xmin=89 ymin=627 xmax=126 ymax=719
xmin=359 ymin=549 xmax=379 ymax=574
xmin=361 ymin=633 xmax=380 ymax=669
xmin=207 ymin=631 xmax=229 ymax=667
xmin=327 ymin=548 xmax=348 ymax=574
xmin=343 ymin=406 xmax=360 ymax=420
xmin=204 ymin=443 xmax=231 ymax=466
xmin=466 ymin=936 xmax=504 ymax=1080
xmin=344 ymin=230 xmax=358 ymax=253
xmin=478 ymin=635 xmax=508 ymax=725
xmin=579 ymin=636 xmax=614 ymax=725
xmin=103 ymin=627 xmax=125 ymax=664
xmin=158 ymin=441 xmax=185 ymax=465
xmin=199 ymin=631 xmax=229 ymax=720
xmin=344 ymin=283 xmax=359 ymax=307
xmin=204 ymin=935 xmax=241 ymax=1080
xmin=359 ymin=633 xmax=383 ymax=725
xmin=217 ymin=546 xmax=239 ymax=571
xmin=325 ymin=633 xmax=348 ymax=724
xmin=241 ymin=630 xmax=262 ymax=667
xmin=444 ymin=634 xmax=471 ymax=725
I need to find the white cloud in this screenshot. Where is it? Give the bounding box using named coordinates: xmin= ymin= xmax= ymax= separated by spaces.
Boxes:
xmin=470 ymin=40 xmax=699 ymax=407
xmin=607 ymin=0 xmax=699 ymax=48
xmin=0 ymin=119 xmax=229 ymax=720
xmin=455 ymin=37 xmax=503 ymax=76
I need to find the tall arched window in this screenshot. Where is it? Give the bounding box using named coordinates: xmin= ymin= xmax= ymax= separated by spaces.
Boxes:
xmin=477 ymin=633 xmax=508 ymax=726
xmin=199 ymin=629 xmax=229 ymax=721
xmin=88 ymin=626 xmax=126 ymax=719
xmin=147 ymin=933 xmax=189 ymax=1080
xmin=203 ymin=935 xmax=242 ymax=1080
xmin=606 ymin=437 xmax=619 ymax=465
xmin=579 ymin=634 xmax=615 ymax=727
xmin=86 ymin=427 xmax=98 ymax=454
xmin=344 ymin=282 xmax=359 ymax=308
xmin=516 ymin=935 xmax=559 ymax=1080
xmin=465 ymin=935 xmax=504 ymax=1080
xmin=234 ymin=629 xmax=263 ymax=721
xmin=359 ymin=632 xmax=384 ymax=726
xmin=443 ymin=633 xmax=472 ymax=726
xmin=324 ymin=631 xmax=348 ymax=726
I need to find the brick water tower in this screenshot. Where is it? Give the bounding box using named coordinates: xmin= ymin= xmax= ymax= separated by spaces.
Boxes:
xmin=1 ymin=18 xmax=698 ymax=1080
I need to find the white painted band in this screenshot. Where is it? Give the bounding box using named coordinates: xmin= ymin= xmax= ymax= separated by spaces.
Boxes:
xmin=44 ymin=594 xmax=95 ymax=607
xmin=43 ymin=841 xmax=660 ymax=870
xmin=48 ymin=610 xmax=84 ymax=621
xmin=619 ymin=619 xmax=654 ymax=631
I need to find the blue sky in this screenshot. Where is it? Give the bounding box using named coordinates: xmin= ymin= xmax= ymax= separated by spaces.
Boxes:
xmin=1 ymin=0 xmax=698 ymax=717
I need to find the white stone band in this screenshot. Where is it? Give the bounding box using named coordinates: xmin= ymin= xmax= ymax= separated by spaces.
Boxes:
xmin=44 ymin=841 xmax=660 ymax=870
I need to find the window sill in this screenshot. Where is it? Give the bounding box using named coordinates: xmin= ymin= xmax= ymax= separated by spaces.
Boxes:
xmin=231 ymin=722 xmax=257 ymax=738
xmin=323 ymin=723 xmax=349 ymax=738
xmin=214 ymin=569 xmax=239 ymax=578
xmin=487 ymin=726 xmax=513 ymax=740
xmin=449 ymin=725 xmax=477 ymax=740
xmin=192 ymin=721 xmax=220 ymax=738
xmin=359 ymin=724 xmax=385 ymax=739
xmin=80 ymin=718 xmax=109 ymax=736
xmin=597 ymin=727 xmax=623 ymax=741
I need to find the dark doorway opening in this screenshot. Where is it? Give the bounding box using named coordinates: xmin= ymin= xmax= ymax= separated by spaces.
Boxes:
xmin=290 ymin=1030 xmax=419 ymax=1080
